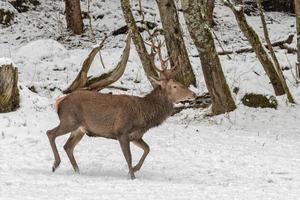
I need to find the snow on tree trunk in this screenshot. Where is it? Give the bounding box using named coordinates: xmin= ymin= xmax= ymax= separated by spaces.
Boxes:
xmin=0 ymin=61 xmax=19 ymax=113
xmin=181 ymin=0 xmax=236 ymax=115
xmin=295 ymin=0 xmax=300 ymax=80
xmin=224 ymin=1 xmax=285 ymax=96
xmin=65 ymin=0 xmax=83 ymax=35
xmin=156 ymin=0 xmax=196 ymax=86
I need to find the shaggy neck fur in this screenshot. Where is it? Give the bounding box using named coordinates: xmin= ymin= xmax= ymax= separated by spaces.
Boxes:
xmin=138 ymin=86 xmax=174 ymax=129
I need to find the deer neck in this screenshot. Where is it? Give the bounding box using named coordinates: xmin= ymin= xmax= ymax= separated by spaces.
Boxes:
xmin=139 ymin=87 xmax=174 ymax=128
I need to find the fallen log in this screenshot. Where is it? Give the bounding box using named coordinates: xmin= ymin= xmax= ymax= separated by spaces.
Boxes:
xmin=173 ymin=93 xmax=211 ymax=115
xmin=279 ymin=43 xmax=297 ymax=54
xmin=194 ymin=34 xmax=294 ymax=56
xmin=112 ymin=21 xmax=157 ymax=36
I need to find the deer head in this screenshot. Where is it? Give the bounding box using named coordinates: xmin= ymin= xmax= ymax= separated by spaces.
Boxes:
xmin=148 ymin=40 xmax=196 ymax=103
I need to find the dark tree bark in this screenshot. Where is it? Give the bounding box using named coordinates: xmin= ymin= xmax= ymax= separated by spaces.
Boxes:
xmin=181 ymin=0 xmax=236 ymax=115
xmin=261 ymin=0 xmax=294 ymax=13
xmin=0 ymin=63 xmax=19 ymax=113
xmin=0 ymin=7 xmax=15 ymax=25
xmin=244 ymin=0 xmax=294 ymax=13
xmin=207 ymin=0 xmax=216 ymax=26
xmin=121 ymin=0 xmax=158 ymax=86
xmin=156 ymin=0 xmax=196 ymax=86
xmin=9 ymin=0 xmax=40 ymax=12
xmin=224 ymin=0 xmax=285 ymax=96
xmin=187 ymin=0 xmax=215 ymax=26
xmin=65 ymin=0 xmax=84 ymax=35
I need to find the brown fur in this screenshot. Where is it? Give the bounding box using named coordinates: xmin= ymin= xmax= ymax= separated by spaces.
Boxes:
xmin=54 ymin=95 xmax=68 ymax=112
xmin=46 ymin=79 xmax=196 ymax=179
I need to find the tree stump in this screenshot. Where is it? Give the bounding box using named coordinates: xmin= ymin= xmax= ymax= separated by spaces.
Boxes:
xmin=0 ymin=63 xmax=19 ymax=113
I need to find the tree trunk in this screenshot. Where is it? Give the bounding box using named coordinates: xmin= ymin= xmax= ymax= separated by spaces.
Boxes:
xmin=156 ymin=0 xmax=196 ymax=86
xmin=207 ymin=0 xmax=216 ymax=27
xmin=65 ymin=0 xmax=83 ymax=35
xmin=181 ymin=0 xmax=236 ymax=115
xmin=257 ymin=0 xmax=294 ymax=103
xmin=295 ymin=0 xmax=300 ymax=80
xmin=0 ymin=63 xmax=19 ymax=113
xmin=195 ymin=0 xmax=215 ymax=26
xmin=121 ymin=0 xmax=158 ymax=86
xmin=224 ymin=1 xmax=285 ymax=96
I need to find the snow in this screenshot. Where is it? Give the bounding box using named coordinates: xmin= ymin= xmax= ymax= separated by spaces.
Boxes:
xmin=1 ymin=0 xmax=300 ymax=199
xmin=0 ymin=57 xmax=13 ymax=65
xmin=15 ymin=39 xmax=68 ymax=61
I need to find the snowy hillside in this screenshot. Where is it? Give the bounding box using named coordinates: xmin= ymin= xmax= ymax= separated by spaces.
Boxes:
xmin=1 ymin=0 xmax=300 ymax=199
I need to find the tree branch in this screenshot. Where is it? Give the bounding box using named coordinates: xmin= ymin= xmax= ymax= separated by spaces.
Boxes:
xmin=212 ymin=34 xmax=294 ymax=56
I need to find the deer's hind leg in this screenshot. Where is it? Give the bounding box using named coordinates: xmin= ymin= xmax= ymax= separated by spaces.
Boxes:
xmin=64 ymin=128 xmax=85 ymax=173
xmin=46 ymin=120 xmax=79 ymax=172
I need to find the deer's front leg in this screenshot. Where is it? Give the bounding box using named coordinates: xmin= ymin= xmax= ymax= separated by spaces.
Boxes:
xmin=118 ymin=134 xmax=135 ymax=180
xmin=132 ymin=139 xmax=150 ymax=172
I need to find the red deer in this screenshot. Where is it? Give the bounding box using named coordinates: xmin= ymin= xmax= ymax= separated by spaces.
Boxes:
xmin=46 ymin=52 xmax=196 ymax=179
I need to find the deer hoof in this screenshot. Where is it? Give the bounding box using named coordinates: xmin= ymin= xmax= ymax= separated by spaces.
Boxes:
xmin=52 ymin=166 xmax=57 ymax=172
xmin=52 ymin=160 xmax=61 ymax=172
xmin=128 ymin=171 xmax=136 ymax=180
xmin=74 ymin=168 xmax=80 ymax=174
xmin=130 ymin=174 xmax=136 ymax=180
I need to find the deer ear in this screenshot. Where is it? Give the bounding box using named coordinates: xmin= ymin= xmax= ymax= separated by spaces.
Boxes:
xmin=149 ymin=76 xmax=161 ymax=85
xmin=149 ymin=76 xmax=165 ymax=87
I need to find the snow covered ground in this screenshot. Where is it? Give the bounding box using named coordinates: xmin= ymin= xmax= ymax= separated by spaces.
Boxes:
xmin=1 ymin=0 xmax=300 ymax=199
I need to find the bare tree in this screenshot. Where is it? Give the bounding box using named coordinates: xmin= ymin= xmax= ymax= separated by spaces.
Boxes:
xmin=65 ymin=0 xmax=84 ymax=34
xmin=181 ymin=0 xmax=236 ymax=115
xmin=295 ymin=0 xmax=300 ymax=80
xmin=64 ymin=34 xmax=131 ymax=94
xmin=256 ymin=0 xmax=294 ymax=103
xmin=155 ymin=0 xmax=196 ymax=86
xmin=224 ymin=0 xmax=285 ymax=96
xmin=0 ymin=63 xmax=19 ymax=113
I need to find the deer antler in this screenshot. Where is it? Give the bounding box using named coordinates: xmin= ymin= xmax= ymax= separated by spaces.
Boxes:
xmin=145 ymin=39 xmax=178 ymax=79
xmin=154 ymin=40 xmax=170 ymax=71
xmin=160 ymin=53 xmax=182 ymax=80
xmin=145 ymin=36 xmax=182 ymax=81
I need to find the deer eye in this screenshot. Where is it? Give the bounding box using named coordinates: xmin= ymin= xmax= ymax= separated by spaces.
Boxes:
xmin=173 ymin=86 xmax=177 ymax=88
